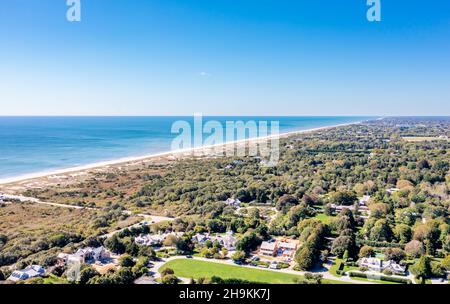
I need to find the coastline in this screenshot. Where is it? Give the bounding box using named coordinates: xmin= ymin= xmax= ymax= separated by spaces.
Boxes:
xmin=0 ymin=120 xmax=365 ymax=187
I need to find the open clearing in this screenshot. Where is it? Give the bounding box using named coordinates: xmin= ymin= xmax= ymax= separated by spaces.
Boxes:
xmin=160 ymin=258 xmax=348 ymax=284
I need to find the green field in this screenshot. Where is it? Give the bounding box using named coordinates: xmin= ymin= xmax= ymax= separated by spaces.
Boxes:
xmin=160 ymin=259 xmax=348 ymax=284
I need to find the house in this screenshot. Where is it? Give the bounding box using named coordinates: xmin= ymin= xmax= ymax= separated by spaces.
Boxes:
xmin=383 ymin=260 xmax=406 ymax=275
xmin=225 ymin=198 xmax=241 ymax=208
xmin=330 ymin=202 xmax=370 ymax=214
xmin=359 ymin=195 xmax=371 ymax=206
xmin=217 ymin=231 xmax=237 ymax=251
xmin=135 ymin=234 xmax=165 ymax=246
xmin=259 ymin=241 xmax=277 ymax=256
xmin=7 ymin=265 xmax=45 ymax=282
xmin=276 ymin=240 xmax=298 ymax=258
xmin=358 ymin=257 xmax=383 ymax=272
xmin=358 ymin=257 xmax=405 ymax=275
xmin=330 ymin=204 xmax=355 ymax=212
xmin=192 ymin=233 xmax=212 ymax=245
xmin=192 ymin=231 xmax=237 ymax=251
xmin=58 ymin=246 xmax=110 ymax=265
xmin=135 ymin=232 xmax=182 ymax=247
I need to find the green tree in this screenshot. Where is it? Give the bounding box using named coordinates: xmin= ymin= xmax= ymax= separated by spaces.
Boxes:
xmin=384 ymin=248 xmax=406 ymax=263
xmin=358 ymin=245 xmax=375 ymax=258
xmin=132 ymin=256 xmax=150 ymax=277
xmin=294 ymin=245 xmax=317 ymax=270
xmin=236 ymin=231 xmax=261 ymax=253
xmin=441 ymin=255 xmax=450 ymax=271
xmin=104 ymin=235 xmax=126 ymax=254
xmin=114 ymin=267 xmax=135 ymax=284
xmin=78 ymin=265 xmax=100 ymax=284
xmin=331 ymin=235 xmax=356 ymax=258
xmin=405 ymin=240 xmax=425 ymax=258
xmin=231 ymin=250 xmax=246 ymax=263
xmin=410 ymin=256 xmax=432 ymax=284
xmin=394 ymin=224 xmax=412 ymax=244
xmin=161 ymin=268 xmax=174 ymax=276
xmin=276 ymin=195 xmax=299 ymax=213
xmin=176 ymin=236 xmax=194 ymax=254
xmin=119 ymin=254 xmax=136 ymax=267
xmin=369 ymin=219 xmax=392 ymax=242
xmin=330 ymin=191 xmax=357 ymax=206
xmin=161 ymin=274 xmax=179 ymax=284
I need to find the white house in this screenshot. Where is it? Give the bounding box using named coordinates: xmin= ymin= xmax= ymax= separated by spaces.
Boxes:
xmin=192 ymin=231 xmax=237 ymax=251
xmin=135 ymin=232 xmax=182 ymax=246
xmin=192 ymin=233 xmax=212 ymax=245
xmin=217 ymin=231 xmax=237 ymax=251
xmin=358 ymin=257 xmax=383 ymax=272
xmin=358 ymin=257 xmax=406 ymax=275
xmin=135 ymin=234 xmax=165 ymax=246
xmin=58 ymin=246 xmax=110 ymax=265
xmin=383 ymin=260 xmax=406 ymax=274
xmin=7 ymin=265 xmax=45 ymax=282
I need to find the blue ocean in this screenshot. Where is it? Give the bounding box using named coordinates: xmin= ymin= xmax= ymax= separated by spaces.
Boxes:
xmin=0 ymin=116 xmax=374 ymax=179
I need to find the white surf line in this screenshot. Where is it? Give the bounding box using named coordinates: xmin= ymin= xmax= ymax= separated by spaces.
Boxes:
xmin=0 ymin=119 xmax=372 ymax=186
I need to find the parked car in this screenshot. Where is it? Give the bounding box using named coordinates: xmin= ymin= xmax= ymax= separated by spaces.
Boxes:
xmin=269 ymin=262 xmax=279 ymax=269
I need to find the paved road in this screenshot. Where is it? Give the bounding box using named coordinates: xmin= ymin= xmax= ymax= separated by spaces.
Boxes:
xmin=151 ymin=256 xmax=378 ymax=284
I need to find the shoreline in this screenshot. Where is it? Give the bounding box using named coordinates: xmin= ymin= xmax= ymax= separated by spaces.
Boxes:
xmin=0 ymin=120 xmax=366 ymax=186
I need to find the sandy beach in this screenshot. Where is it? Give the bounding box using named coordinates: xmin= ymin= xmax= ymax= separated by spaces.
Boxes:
xmin=0 ymin=120 xmax=363 ymax=192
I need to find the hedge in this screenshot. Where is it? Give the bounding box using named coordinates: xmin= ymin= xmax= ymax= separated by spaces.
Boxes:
xmin=349 ymin=271 xmax=412 ymax=284
xmin=335 ymin=261 xmax=345 ymax=275
xmin=358 ymin=240 xmax=405 ymax=249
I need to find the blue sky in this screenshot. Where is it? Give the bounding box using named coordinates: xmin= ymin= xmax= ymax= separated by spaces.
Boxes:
xmin=0 ymin=0 xmax=449 ymax=116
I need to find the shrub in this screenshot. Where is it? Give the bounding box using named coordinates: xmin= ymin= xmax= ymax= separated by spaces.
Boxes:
xmin=161 ymin=274 xmax=179 ymax=284
xmin=160 ymin=267 xmax=174 ymax=276
xmin=382 ymin=268 xmax=393 ymax=276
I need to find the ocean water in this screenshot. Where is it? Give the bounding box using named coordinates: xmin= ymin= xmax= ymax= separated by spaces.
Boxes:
xmin=0 ymin=116 xmax=374 ymax=179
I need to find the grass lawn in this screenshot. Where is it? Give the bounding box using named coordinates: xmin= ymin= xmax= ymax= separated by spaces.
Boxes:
xmin=314 ymin=213 xmax=335 ymax=224
xmin=160 ymin=259 xmax=349 ymax=284
xmin=329 ymin=259 xmax=343 ymax=277
xmin=329 ymin=259 xmax=358 ymax=277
